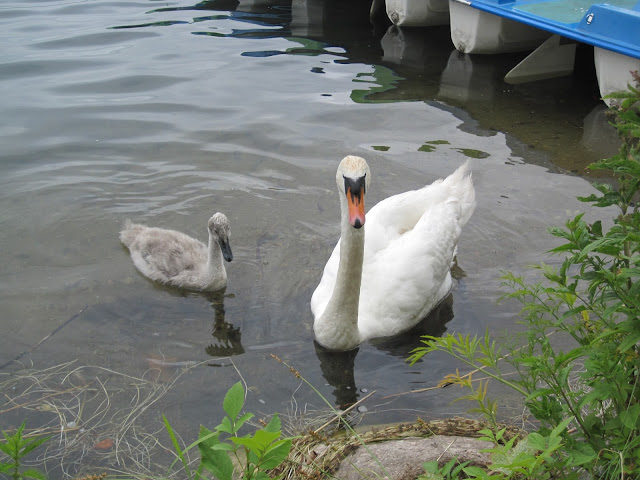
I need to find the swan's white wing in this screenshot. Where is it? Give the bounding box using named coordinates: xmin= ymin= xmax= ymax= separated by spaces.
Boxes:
xmin=363 ymin=179 xmax=447 ymax=256
xmin=357 ymin=199 xmax=462 ymax=340
xmin=363 ymin=161 xmax=474 ymax=257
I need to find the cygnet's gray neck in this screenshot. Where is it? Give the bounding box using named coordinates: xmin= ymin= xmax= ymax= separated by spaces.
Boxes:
xmin=206 ymin=234 xmax=226 ymax=288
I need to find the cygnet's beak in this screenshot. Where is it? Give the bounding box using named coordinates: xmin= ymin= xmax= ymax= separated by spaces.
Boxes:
xmin=220 ymin=239 xmax=233 ymax=262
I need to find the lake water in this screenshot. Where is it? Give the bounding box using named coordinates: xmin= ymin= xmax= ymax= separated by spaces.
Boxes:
xmin=0 ymin=0 xmax=621 ymax=477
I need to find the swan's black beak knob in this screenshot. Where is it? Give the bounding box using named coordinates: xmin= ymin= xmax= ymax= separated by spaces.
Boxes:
xmin=344 ymin=175 xmax=366 ymax=229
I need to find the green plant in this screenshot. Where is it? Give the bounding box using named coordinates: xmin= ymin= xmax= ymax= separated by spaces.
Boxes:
xmin=0 ymin=421 xmax=50 ymax=480
xmin=419 ymin=457 xmax=470 ymax=480
xmin=164 ymin=381 xmax=293 ymax=480
xmin=410 ymin=72 xmax=640 ymax=479
xmin=418 ymin=421 xmax=574 ymax=480
xmin=436 ymin=356 xmax=509 ymax=431
xmin=469 ymin=418 xmax=575 ymax=480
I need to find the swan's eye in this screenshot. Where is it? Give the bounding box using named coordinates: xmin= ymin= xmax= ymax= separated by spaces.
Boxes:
xmin=343 ymin=174 xmax=366 ymax=200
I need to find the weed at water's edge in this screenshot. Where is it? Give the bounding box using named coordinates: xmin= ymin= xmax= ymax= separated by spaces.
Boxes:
xmin=0 ymin=421 xmax=50 ymax=480
xmin=410 ymin=72 xmax=640 ymax=480
xmin=163 ymin=381 xmax=293 ymax=480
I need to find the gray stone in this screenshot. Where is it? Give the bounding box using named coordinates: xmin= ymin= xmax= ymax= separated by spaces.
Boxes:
xmin=333 ymin=435 xmax=493 ymax=480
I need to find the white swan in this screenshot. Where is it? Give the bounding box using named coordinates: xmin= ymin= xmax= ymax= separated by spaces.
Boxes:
xmin=120 ymin=213 xmax=233 ymax=292
xmin=311 ymin=156 xmax=475 ymax=351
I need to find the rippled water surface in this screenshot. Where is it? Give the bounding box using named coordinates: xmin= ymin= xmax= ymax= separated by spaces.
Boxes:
xmin=0 ymin=0 xmax=620 ymax=476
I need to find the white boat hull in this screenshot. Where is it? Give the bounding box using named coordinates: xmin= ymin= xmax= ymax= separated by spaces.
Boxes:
xmin=594 ymin=47 xmax=640 ymax=105
xmin=386 ymin=0 xmax=450 ymax=27
xmin=449 ymin=0 xmax=550 ymax=54
xmin=504 ymin=35 xmax=577 ymax=84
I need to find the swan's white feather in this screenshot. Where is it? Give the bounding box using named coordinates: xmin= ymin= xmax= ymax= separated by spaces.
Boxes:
xmin=311 ymin=159 xmax=475 ymax=349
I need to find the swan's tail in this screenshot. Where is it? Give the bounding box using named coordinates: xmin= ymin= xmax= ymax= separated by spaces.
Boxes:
xmin=444 ymin=159 xmax=476 ymax=227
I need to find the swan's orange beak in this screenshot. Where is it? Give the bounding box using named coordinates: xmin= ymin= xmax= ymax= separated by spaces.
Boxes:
xmin=347 ymin=186 xmax=365 ymax=229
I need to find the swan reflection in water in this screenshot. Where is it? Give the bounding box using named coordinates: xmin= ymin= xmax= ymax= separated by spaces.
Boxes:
xmin=314 ymin=294 xmax=455 ymax=412
xmin=203 ymin=289 xmax=245 ymax=358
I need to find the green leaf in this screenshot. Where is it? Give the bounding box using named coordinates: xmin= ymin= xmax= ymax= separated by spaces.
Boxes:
xmin=260 ymin=438 xmax=292 ymax=469
xmin=218 ymin=416 xmax=234 ymax=434
xmin=235 ymin=412 xmax=255 ymax=432
xmin=20 ymin=468 xmax=47 ymax=480
xmin=524 ymin=432 xmax=546 ymax=451
xmin=253 ymin=429 xmax=283 ymax=447
xmin=0 ymin=442 xmax=12 ymax=456
xmin=463 ymin=465 xmax=490 ymax=478
xmin=231 ymin=436 xmax=263 ymax=456
xmin=223 ymin=382 xmax=245 ymax=421
xmin=452 ymin=460 xmax=471 ymax=477
xmin=566 ymin=443 xmax=597 ymax=466
xmin=422 ymin=460 xmax=439 ymax=474
xmin=620 ymin=404 xmax=640 ymax=430
xmin=163 ymin=414 xmax=191 ymax=477
xmin=254 ymin=471 xmax=272 ymax=480
xmin=550 ymin=416 xmax=573 ymax=438
xmin=547 ymin=228 xmax=573 ymax=242
xmin=210 ymin=442 xmax=233 ymax=451
xmin=548 ymin=243 xmax=578 ymax=254
xmin=604 ymin=89 xmax=638 ymax=100
xmin=557 ymin=365 xmax=573 ymax=389
xmin=478 ymin=428 xmax=497 ymax=438
xmin=248 ymin=448 xmax=260 ymax=467
xmin=447 ymin=457 xmax=461 ymax=473
xmin=577 ymin=237 xmax=621 ymax=261
xmin=263 ymin=414 xmax=281 ymax=433
xmin=618 ymin=330 xmax=640 ymax=352
xmin=200 ymin=445 xmax=234 ymax=480
xmin=15 ymin=422 xmax=26 ymax=440
xmin=197 ymin=428 xmax=227 ymax=459
xmin=19 ymin=436 xmax=50 ymax=457
xmin=602 ymin=416 xmax=622 ymax=431
xmin=234 ymin=430 xmax=280 ymax=454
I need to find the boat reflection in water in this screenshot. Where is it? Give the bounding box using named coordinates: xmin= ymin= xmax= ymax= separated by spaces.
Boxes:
xmin=438 ymin=50 xmax=506 ymax=105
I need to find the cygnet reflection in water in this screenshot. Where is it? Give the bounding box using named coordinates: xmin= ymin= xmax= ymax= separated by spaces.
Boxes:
xmin=203 ymin=290 xmax=244 ymax=358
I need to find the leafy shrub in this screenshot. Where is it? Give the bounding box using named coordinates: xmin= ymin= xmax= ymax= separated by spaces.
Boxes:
xmin=410 ymin=72 xmax=640 ymax=480
xmin=164 ymin=381 xmax=293 ymax=480
xmin=0 ymin=421 xmax=50 ymax=480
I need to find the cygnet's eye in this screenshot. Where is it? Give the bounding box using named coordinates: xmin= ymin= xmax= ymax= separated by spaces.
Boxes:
xmin=216 ymin=226 xmax=229 ymax=239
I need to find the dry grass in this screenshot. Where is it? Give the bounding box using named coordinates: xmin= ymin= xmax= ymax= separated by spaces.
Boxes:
xmin=0 ymin=358 xmax=207 ymax=479
xmin=270 ymin=416 xmax=524 ymax=480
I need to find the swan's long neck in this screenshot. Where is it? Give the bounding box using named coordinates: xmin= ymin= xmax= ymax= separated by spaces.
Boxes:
xmin=205 ymin=235 xmax=227 ymax=290
xmin=316 ymin=212 xmax=365 ymax=351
